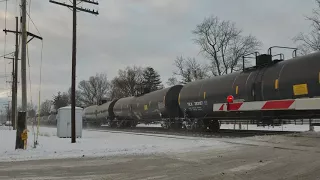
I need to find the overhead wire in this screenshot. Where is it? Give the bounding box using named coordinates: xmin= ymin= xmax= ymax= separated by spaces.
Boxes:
xmin=26 ymin=10 xmax=41 ymax=37
xmin=26 ymin=0 xmax=36 ymax=146
xmin=0 ymin=52 xmax=15 ymax=59
xmin=36 ymin=40 xmax=43 ymax=146
xmin=25 ymin=0 xmax=44 ymax=146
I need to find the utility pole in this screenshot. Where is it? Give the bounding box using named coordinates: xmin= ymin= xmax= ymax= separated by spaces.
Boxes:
xmin=11 ymin=55 xmax=15 ymax=129
xmin=49 ymin=0 xmax=99 ymax=143
xmin=3 ymin=15 xmax=42 ymax=149
xmin=14 ymin=16 xmax=19 ymax=130
xmin=3 ymin=17 xmax=19 ymax=130
xmin=7 ymin=102 xmax=11 ymax=128
xmin=4 ymin=56 xmax=15 ymax=129
xmin=21 ymin=0 xmax=27 ymax=113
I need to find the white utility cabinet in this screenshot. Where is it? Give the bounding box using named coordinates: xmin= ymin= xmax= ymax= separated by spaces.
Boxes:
xmin=57 ymin=106 xmax=83 ymax=138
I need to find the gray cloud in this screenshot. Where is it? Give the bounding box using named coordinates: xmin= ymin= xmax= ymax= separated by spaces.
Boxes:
xmin=0 ymin=0 xmax=316 ymax=111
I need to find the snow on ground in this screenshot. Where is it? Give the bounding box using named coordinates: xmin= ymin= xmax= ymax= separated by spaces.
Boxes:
xmin=101 ymin=123 xmax=162 ymax=128
xmin=0 ymin=125 xmax=235 ymax=162
xmin=1 ymin=123 xmax=319 ymax=162
xmin=136 ymin=123 xmax=163 ymax=128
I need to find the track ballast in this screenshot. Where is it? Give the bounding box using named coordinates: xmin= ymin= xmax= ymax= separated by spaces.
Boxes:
xmin=87 ymin=125 xmax=301 ymax=138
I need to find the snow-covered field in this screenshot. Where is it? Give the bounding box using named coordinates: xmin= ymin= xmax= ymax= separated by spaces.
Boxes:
xmin=0 ymin=125 xmax=235 ymax=162
xmin=1 ymin=123 xmax=319 ymax=163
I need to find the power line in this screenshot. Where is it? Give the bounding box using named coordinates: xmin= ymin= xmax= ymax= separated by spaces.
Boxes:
xmin=27 ymin=0 xmax=35 ymax=147
xmin=13 ymin=0 xmax=42 ymax=150
xmin=49 ymin=0 xmax=99 ymax=14
xmin=35 ymin=40 xmax=43 ymax=145
xmin=0 ymin=52 xmax=15 ymax=59
xmin=26 ymin=10 xmax=41 ymax=37
xmin=49 ymin=0 xmax=99 ymax=143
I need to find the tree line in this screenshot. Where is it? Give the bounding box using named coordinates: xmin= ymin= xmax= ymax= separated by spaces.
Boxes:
xmin=10 ymin=1 xmax=320 ymax=118
xmin=35 ymin=66 xmax=163 ymax=116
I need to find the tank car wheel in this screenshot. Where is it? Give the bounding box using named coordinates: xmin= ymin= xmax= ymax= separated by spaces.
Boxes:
xmin=194 ymin=119 xmax=207 ymax=132
xmin=168 ymin=121 xmax=182 ymax=130
xmin=109 ymin=120 xmax=117 ymax=128
xmin=131 ymin=121 xmax=138 ymax=128
xmin=125 ymin=121 xmax=132 ymax=128
xmin=174 ymin=122 xmax=182 ymax=130
xmin=116 ymin=120 xmax=123 ymax=128
xmin=208 ymin=120 xmax=220 ymax=132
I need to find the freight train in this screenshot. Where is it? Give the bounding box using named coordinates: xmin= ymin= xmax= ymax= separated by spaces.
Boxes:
xmin=83 ymin=48 xmax=320 ymax=132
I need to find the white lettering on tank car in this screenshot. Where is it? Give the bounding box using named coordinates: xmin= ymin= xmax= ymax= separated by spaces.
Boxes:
xmin=187 ymin=101 xmax=208 ymax=106
xmin=194 ymin=101 xmax=203 ymax=106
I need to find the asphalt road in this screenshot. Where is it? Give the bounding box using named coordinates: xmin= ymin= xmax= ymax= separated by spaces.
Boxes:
xmin=1 ymin=134 xmax=320 ymax=180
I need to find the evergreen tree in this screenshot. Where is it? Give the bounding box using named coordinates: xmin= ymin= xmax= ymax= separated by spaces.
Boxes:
xmin=67 ymin=88 xmax=83 ymax=107
xmin=142 ymin=67 xmax=162 ymax=93
xmin=53 ymin=91 xmax=69 ymax=111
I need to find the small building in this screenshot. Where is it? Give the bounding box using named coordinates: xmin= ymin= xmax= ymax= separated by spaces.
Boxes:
xmin=57 ymin=106 xmax=83 ymax=138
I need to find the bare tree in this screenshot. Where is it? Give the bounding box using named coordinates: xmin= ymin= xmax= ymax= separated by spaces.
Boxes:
xmin=40 ymin=100 xmax=52 ymax=116
xmin=0 ymin=110 xmax=6 ymax=124
xmin=166 ymin=76 xmax=179 ymax=86
xmin=67 ymin=88 xmax=83 ymax=107
xmin=193 ymin=15 xmax=262 ymax=76
xmin=78 ymin=73 xmax=110 ymax=106
xmin=173 ymin=56 xmax=209 ymax=84
xmin=110 ymin=66 xmax=144 ymax=99
xmin=294 ymin=0 xmax=320 ymax=55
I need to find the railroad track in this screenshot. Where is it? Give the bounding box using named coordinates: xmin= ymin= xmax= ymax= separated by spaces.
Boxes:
xmin=87 ymin=126 xmax=301 ymax=138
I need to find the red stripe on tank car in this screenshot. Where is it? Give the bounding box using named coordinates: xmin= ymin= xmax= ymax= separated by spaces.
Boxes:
xmin=228 ymin=102 xmax=243 ymax=110
xmin=219 ymin=104 xmax=224 ymax=110
xmin=261 ymin=100 xmax=295 ymax=110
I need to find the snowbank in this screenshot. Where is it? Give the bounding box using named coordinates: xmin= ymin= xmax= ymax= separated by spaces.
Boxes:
xmin=0 ymin=125 xmax=234 ymax=162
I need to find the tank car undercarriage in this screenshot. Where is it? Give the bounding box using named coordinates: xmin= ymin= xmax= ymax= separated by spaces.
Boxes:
xmin=105 ymin=117 xmax=221 ymax=132
xmin=180 ymin=118 xmax=220 ymax=132
xmin=106 ymin=118 xmax=138 ymax=128
xmin=83 ymin=120 xmax=101 ymax=128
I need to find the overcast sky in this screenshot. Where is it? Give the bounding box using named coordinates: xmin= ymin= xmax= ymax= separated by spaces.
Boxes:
xmin=0 ymin=0 xmax=317 ymax=111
